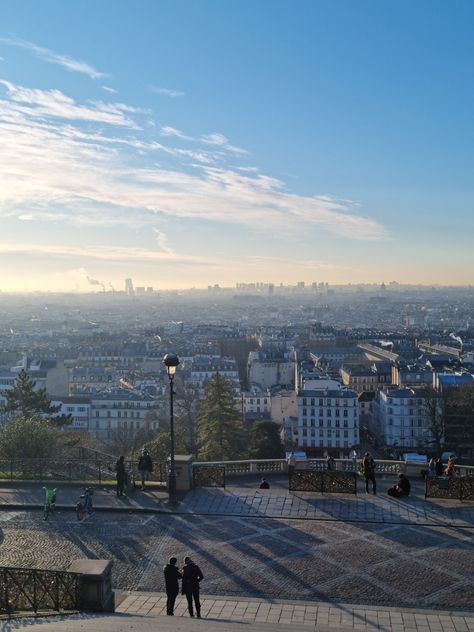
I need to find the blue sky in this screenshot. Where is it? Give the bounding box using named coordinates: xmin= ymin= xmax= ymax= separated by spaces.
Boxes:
xmin=0 ymin=0 xmax=473 ymax=291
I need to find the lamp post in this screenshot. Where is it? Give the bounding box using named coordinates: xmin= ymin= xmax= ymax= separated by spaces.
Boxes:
xmin=163 ymin=353 xmax=180 ymax=505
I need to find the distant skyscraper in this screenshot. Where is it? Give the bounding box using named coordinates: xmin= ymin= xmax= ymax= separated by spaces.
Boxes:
xmin=125 ymin=278 xmax=134 ymax=296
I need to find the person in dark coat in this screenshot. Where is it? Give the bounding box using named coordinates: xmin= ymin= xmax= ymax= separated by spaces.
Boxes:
xmin=387 ymin=473 xmax=411 ymax=498
xmin=181 ymin=556 xmax=203 ymax=618
xmin=435 ymin=458 xmax=444 ymax=477
xmin=138 ymin=448 xmax=153 ymax=490
xmin=163 ymin=557 xmax=182 ymax=616
xmin=362 ymin=452 xmax=376 ymax=495
xmin=115 ymin=455 xmax=126 ymax=497
xmin=259 ymin=478 xmax=270 ymax=489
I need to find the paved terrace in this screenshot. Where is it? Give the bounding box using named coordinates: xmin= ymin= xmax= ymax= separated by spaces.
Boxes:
xmin=1 ymin=474 xmax=472 ymax=527
xmin=0 ymin=474 xmax=473 ymax=630
xmin=5 ymin=596 xmax=474 ymax=632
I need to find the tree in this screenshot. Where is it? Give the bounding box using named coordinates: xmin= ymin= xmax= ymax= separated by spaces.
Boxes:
xmin=444 ymin=384 xmax=474 ymax=455
xmin=3 ymin=369 xmax=61 ymax=417
xmin=0 ymin=415 xmax=59 ymax=459
xmin=197 ymin=373 xmax=246 ymax=461
xmin=108 ymin=425 xmax=155 ymax=458
xmin=423 ymin=388 xmax=446 ymax=456
xmin=146 ymin=428 xmax=188 ymax=464
xmin=249 ymin=420 xmax=283 ymax=459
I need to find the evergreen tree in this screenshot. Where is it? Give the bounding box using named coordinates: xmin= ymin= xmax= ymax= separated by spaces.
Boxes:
xmin=0 ymin=415 xmax=59 ymax=459
xmin=146 ymin=428 xmax=188 ymax=463
xmin=3 ymin=369 xmax=61 ymax=417
xmin=197 ymin=373 xmax=246 ymax=461
xmin=249 ymin=420 xmax=283 ymax=459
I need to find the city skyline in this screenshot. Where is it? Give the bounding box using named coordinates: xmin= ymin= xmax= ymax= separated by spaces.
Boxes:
xmin=1 ymin=1 xmax=473 ymax=292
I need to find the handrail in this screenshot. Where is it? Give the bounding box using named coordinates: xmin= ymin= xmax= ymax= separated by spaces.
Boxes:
xmin=0 ymin=566 xmax=81 ymax=616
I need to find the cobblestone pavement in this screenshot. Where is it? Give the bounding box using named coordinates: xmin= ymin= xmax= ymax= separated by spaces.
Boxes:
xmin=0 ymin=509 xmax=472 ymax=611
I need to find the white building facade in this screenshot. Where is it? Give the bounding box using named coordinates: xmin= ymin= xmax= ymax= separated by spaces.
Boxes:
xmin=374 ymin=388 xmax=432 ymax=449
xmin=296 ymin=385 xmax=359 ymax=455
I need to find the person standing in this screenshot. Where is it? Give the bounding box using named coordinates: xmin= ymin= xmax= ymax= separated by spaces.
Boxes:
xmin=138 ymin=448 xmax=153 ymax=490
xmin=163 ymin=557 xmax=182 ymax=616
xmin=435 ymin=457 xmax=444 ymax=477
xmin=182 ymin=556 xmax=204 ymax=618
xmin=115 ymin=455 xmax=126 ymax=497
xmin=363 ymin=452 xmax=376 ymax=495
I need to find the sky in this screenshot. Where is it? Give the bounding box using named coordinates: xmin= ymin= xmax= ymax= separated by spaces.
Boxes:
xmin=0 ymin=0 xmax=473 ymax=292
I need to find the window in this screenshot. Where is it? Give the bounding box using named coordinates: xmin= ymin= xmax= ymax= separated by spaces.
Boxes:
xmin=95 ymin=411 xmax=99 ymax=418
xmin=343 ymin=409 xmax=348 ymax=417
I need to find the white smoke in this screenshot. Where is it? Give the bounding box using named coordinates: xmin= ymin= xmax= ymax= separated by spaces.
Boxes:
xmin=449 ymin=333 xmax=463 ymax=348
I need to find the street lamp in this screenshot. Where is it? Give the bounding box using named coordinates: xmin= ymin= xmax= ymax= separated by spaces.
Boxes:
xmin=163 ymin=353 xmax=180 ymax=505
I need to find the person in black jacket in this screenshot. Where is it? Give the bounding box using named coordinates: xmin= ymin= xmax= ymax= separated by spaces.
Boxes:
xmin=387 ymin=473 xmax=411 ymax=498
xmin=115 ymin=456 xmax=126 ymax=497
xmin=138 ymin=448 xmax=153 ymax=490
xmin=181 ymin=556 xmax=204 ymax=618
xmin=362 ymin=452 xmax=376 ymax=495
xmin=163 ymin=557 xmax=182 ymax=615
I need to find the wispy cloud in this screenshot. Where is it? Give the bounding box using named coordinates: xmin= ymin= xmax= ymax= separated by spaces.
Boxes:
xmin=0 ymin=79 xmax=386 ymax=241
xmin=0 ymin=242 xmax=214 ymax=265
xmin=150 ymin=86 xmax=185 ymax=98
xmin=0 ymin=80 xmax=140 ymax=127
xmin=160 ymin=125 xmax=248 ymax=155
xmin=101 ymin=85 xmax=117 ymax=94
xmin=160 ymin=125 xmax=192 ymax=140
xmin=0 ymin=36 xmax=106 ymax=79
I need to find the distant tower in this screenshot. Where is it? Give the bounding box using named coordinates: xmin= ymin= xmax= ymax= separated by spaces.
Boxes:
xmin=125 ymin=278 xmax=134 ymax=296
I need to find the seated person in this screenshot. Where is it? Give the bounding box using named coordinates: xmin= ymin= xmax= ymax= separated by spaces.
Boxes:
xmin=387 ymin=473 xmax=411 ymax=498
xmin=259 ymin=478 xmax=270 ymax=489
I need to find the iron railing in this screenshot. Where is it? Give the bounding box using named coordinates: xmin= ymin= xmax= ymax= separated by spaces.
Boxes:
xmin=0 ymin=566 xmax=81 ymax=617
xmin=425 ymin=475 xmax=474 ymax=501
xmin=193 ymin=465 xmax=226 ymax=488
xmin=289 ymin=470 xmax=357 ymax=494
xmin=0 ymin=458 xmax=167 ymax=485
xmin=193 ymin=458 xmax=405 ymax=476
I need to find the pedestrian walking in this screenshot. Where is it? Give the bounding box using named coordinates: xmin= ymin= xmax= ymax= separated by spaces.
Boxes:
xmin=164 ymin=557 xmax=182 ymax=616
xmin=182 ymin=556 xmax=204 ymax=618
xmin=138 ymin=448 xmax=153 ymax=490
xmin=363 ymin=452 xmax=377 ymax=495
xmin=115 ymin=455 xmax=126 ymax=497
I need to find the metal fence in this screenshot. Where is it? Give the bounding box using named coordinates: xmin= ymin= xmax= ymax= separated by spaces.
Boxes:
xmin=288 ymin=470 xmax=357 ymax=494
xmin=0 ymin=458 xmax=168 ymax=485
xmin=193 ymin=465 xmax=226 ymax=488
xmin=0 ymin=566 xmax=81 ymax=617
xmin=425 ymin=475 xmax=474 ymax=501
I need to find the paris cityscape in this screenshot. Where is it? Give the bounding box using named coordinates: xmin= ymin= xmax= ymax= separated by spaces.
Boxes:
xmin=0 ymin=1 xmax=473 ymax=630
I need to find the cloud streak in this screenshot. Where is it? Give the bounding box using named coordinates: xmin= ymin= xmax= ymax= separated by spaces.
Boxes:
xmin=151 ymin=86 xmax=185 ymax=98
xmin=0 ymin=36 xmax=106 ymax=79
xmin=0 ymin=79 xmax=386 ymax=241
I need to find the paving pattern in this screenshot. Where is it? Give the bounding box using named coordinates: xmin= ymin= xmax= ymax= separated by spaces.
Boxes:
xmin=0 ymin=507 xmax=472 ymax=611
